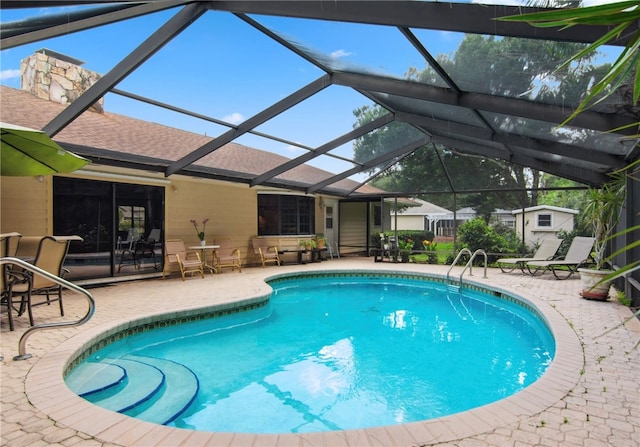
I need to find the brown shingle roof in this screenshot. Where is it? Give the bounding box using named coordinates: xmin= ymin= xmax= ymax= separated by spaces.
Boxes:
xmin=0 ymin=86 xmax=382 ymax=195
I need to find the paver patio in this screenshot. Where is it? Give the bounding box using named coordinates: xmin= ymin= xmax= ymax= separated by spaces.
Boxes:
xmin=1 ymin=259 xmax=639 ymax=446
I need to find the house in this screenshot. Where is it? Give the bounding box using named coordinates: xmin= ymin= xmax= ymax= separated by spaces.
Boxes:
xmin=390 ymin=199 xmax=454 ymax=235
xmin=512 ymin=205 xmax=578 ymax=247
xmin=456 ymin=207 xmax=516 ymax=228
xmin=0 ymin=50 xmax=397 ymax=280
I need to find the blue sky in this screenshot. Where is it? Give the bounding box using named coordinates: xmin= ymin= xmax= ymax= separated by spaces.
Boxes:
xmin=0 ymin=3 xmax=470 ymax=178
xmin=0 ymin=0 xmax=622 ymax=177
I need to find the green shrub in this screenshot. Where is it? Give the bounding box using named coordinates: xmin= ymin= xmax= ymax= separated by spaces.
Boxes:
xmin=457 ymin=218 xmax=519 ymax=264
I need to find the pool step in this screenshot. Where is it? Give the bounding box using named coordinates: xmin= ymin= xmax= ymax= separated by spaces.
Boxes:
xmin=123 ymin=355 xmax=199 ymax=425
xmin=65 ymin=362 xmax=126 ymax=397
xmin=65 ymin=355 xmax=198 ymax=425
xmin=86 ymin=357 xmax=165 ymax=413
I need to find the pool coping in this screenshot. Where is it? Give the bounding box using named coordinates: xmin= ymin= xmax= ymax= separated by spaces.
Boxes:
xmin=24 ymin=268 xmax=584 ymax=447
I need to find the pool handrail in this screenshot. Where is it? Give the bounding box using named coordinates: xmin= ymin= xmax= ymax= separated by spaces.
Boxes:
xmin=446 ymin=248 xmax=472 ymax=285
xmin=1 ymin=256 xmax=95 ymax=360
xmin=446 ymin=249 xmax=488 ymax=289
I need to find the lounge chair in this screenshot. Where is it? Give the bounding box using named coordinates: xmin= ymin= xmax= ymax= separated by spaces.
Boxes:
xmin=162 ymin=239 xmax=204 ymax=280
xmin=497 ymin=237 xmax=562 ymax=274
xmin=251 ymin=237 xmax=280 ymax=267
xmin=213 ymin=237 xmax=242 ymax=273
xmin=9 ymin=236 xmax=72 ymax=327
xmin=526 ymin=236 xmax=595 ymax=280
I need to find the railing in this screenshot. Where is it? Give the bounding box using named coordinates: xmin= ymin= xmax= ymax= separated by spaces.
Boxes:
xmin=446 ymin=249 xmax=488 ymax=290
xmin=1 ymin=257 xmax=95 ymax=360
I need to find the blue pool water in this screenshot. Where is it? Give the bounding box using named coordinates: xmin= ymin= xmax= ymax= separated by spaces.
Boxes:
xmin=66 ymin=273 xmax=554 ymax=434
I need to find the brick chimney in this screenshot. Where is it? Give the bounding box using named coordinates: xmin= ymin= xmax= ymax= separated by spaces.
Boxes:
xmin=20 ymin=48 xmax=104 ymax=113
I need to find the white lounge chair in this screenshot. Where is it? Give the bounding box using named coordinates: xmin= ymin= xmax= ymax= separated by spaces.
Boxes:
xmin=526 ymin=236 xmax=595 ymax=280
xmin=497 ymin=238 xmax=562 ymax=274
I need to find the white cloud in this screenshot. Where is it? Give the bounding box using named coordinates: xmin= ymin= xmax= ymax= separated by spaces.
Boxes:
xmin=223 ymin=112 xmax=244 ymax=125
xmin=285 ymin=144 xmax=304 ymax=154
xmin=330 ymin=49 xmax=351 ymax=59
xmin=0 ymin=69 xmax=20 ymax=81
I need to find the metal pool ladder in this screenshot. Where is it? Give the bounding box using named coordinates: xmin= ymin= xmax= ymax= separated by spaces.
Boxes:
xmin=446 ymin=248 xmax=488 ymax=291
xmin=1 ymin=257 xmax=95 ymax=360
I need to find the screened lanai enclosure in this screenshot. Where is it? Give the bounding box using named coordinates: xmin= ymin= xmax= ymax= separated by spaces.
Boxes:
xmin=1 ymin=1 xmax=639 ymax=300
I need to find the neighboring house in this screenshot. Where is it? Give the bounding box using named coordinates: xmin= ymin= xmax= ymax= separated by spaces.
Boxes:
xmin=452 ymin=206 xmax=575 ymax=247
xmin=456 ymin=207 xmax=516 ymax=228
xmin=390 ymin=199 xmax=454 ymax=235
xmin=512 ymin=205 xmax=578 ymax=247
xmin=0 ymin=50 xmax=393 ymax=279
xmin=455 ymin=207 xmax=478 ymax=223
xmin=391 ymin=201 xmax=518 ymax=237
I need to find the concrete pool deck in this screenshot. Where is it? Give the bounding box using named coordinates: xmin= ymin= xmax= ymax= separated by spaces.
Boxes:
xmin=1 ymin=258 xmax=639 ymax=446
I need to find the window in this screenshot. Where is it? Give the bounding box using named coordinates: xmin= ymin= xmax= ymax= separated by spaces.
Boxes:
xmin=258 ymin=194 xmax=315 ymax=235
xmin=374 ymin=204 xmax=382 ymax=226
xmin=118 ymin=205 xmax=145 ymax=235
xmin=536 ymin=212 xmax=553 ymax=229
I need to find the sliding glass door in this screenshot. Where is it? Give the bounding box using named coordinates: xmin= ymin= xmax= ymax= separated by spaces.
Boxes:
xmin=53 ymin=177 xmax=164 ymax=280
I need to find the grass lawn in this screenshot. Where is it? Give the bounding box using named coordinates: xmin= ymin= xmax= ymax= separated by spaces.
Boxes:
xmin=410 ymin=241 xmax=454 ymax=265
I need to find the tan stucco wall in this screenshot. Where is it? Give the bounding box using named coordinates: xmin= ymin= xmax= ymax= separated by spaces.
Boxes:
xmin=165 ymin=178 xmax=258 ymax=266
xmin=1 ymin=175 xmax=52 ymax=236
xmin=514 ymin=210 xmax=575 ymax=247
xmin=391 ymin=215 xmax=424 ymax=231
xmin=1 ymin=169 xmax=343 ymax=270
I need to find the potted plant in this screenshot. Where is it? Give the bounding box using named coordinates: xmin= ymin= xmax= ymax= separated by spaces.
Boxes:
xmin=315 ymin=234 xmax=327 ymax=249
xmin=397 ymin=237 xmax=414 ymax=263
xmin=298 ymin=239 xmax=316 ymax=251
xmin=190 ymin=218 xmax=209 ymax=246
xmin=578 ymin=171 xmax=626 ymax=300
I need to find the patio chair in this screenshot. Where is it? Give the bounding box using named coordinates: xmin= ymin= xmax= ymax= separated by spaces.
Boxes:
xmin=1 ymin=232 xmax=22 ymax=257
xmin=1 ymin=232 xmax=24 ymax=331
xmin=526 ymin=236 xmax=595 ymax=280
xmin=117 ymin=228 xmax=141 ymax=251
xmin=251 ymin=237 xmax=280 ymax=267
xmin=213 ymin=237 xmax=242 ymax=273
xmin=138 ymin=228 xmax=161 ymax=269
xmin=15 ymin=236 xmax=43 ymax=260
xmin=9 ymin=236 xmax=72 ymax=327
xmin=0 ymin=260 xmax=12 ymax=330
xmin=117 ymin=232 xmax=142 ymax=272
xmin=162 ymin=239 xmax=204 ymax=280
xmin=497 ymin=237 xmax=562 ymax=274
xmin=146 ymin=229 xmax=162 ymax=250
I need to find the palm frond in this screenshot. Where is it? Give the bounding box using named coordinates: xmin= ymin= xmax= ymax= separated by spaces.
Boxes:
xmin=496 ymin=2 xmax=640 ymax=126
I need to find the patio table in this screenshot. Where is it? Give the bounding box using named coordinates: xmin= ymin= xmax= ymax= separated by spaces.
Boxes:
xmin=188 ymin=244 xmax=220 ymax=274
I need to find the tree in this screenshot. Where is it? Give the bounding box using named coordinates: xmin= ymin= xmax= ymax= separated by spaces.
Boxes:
xmin=537 ymin=173 xmax=587 ymax=220
xmin=499 ymin=0 xmax=640 ymax=127
xmin=353 ymin=34 xmax=605 ymax=212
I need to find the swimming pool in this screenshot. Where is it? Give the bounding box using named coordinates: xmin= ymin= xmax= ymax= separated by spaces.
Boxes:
xmin=65 ymin=272 xmax=555 ymax=434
